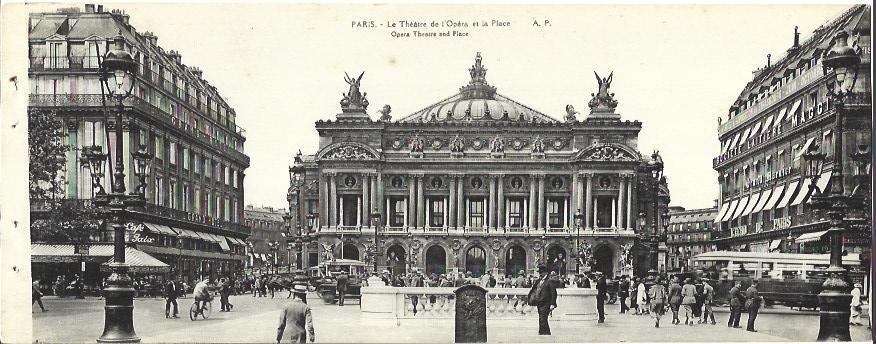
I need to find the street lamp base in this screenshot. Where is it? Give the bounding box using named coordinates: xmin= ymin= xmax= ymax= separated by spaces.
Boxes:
xmin=97 ymin=270 xmax=140 ymax=343
xmin=816 ymin=267 xmax=852 ymax=342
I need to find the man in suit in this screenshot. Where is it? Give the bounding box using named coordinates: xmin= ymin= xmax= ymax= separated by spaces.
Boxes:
xmin=336 ymin=271 xmax=349 ymax=307
xmin=277 ymin=284 xmax=315 ymax=343
xmin=163 ymin=277 xmax=179 ymax=318
xmin=727 ymin=280 xmax=744 ymax=328
xmin=595 ymin=272 xmax=607 ymax=323
xmin=32 ymin=279 xmax=47 ymax=312
xmin=528 ymin=265 xmax=558 ymax=335
xmin=219 ymin=278 xmax=234 ymax=312
xmin=618 ymin=275 xmax=630 ymax=314
xmin=745 ymin=280 xmax=761 ymax=332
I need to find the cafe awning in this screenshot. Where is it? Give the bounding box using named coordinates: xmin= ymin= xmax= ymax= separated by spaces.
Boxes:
xmin=218 ymin=236 xmax=231 ymax=251
xmin=32 ymin=244 xmax=170 ymax=274
xmin=143 ymin=223 xmax=177 ymax=236
xmin=730 ymin=196 xmax=751 ymax=220
xmin=790 ymin=177 xmax=814 ymax=206
xmin=714 ymin=201 xmax=731 ymax=223
xmin=739 ymin=192 xmax=761 ymax=218
xmin=103 ymin=247 xmax=171 ymax=274
xmin=765 ymin=183 xmax=786 ymax=211
xmin=796 ymin=230 xmax=829 ymax=244
xmin=751 ymin=187 xmax=773 ymax=214
xmin=775 ymin=180 xmax=800 ymax=210
xmin=814 ymin=170 xmax=833 ymax=195
xmin=174 ymin=228 xmax=200 ymax=239
xmin=718 ymin=199 xmax=740 ymax=223
xmin=768 ymin=239 xmax=783 ymax=251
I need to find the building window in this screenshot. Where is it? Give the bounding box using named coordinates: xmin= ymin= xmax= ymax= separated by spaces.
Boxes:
xmin=183 ymin=185 xmax=190 ymax=212
xmin=468 ymin=197 xmax=485 ymax=228
xmin=341 ymin=195 xmax=358 ymax=226
xmin=154 ymin=177 xmax=163 ymax=206
xmin=168 ymin=181 xmax=176 ymax=209
xmin=193 ymin=154 xmax=200 ymax=174
xmin=547 ymin=198 xmax=565 ymax=228
xmin=388 ymin=197 xmax=406 ymax=227
xmin=429 ymin=197 xmax=445 ymax=227
xmin=508 ymin=198 xmax=524 ymax=228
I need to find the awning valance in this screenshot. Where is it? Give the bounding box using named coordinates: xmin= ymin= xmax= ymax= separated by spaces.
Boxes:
xmin=796 ymin=230 xmax=829 ymax=244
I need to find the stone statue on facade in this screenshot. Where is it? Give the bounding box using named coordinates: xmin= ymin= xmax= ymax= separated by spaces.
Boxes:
xmin=489 ymin=134 xmax=505 ymax=153
xmin=531 ymin=135 xmax=545 ymax=154
xmin=340 ymin=71 xmax=369 ymax=111
xmin=409 ymin=134 xmax=425 ymax=153
xmin=564 ymin=104 xmax=579 ymax=122
xmin=378 ymin=104 xmax=392 ymax=121
xmin=588 ymin=71 xmax=618 ymax=112
xmin=450 ymin=135 xmax=466 ymax=153
xmin=322 ymin=242 xmax=336 ymax=261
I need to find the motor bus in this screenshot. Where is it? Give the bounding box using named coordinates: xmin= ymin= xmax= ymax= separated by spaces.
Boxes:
xmin=310 ymin=259 xmax=368 ymax=304
xmin=690 ymin=251 xmax=865 ymax=310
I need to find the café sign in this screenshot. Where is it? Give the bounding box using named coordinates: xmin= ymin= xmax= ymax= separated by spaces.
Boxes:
xmin=126 ymin=222 xmax=156 ymax=244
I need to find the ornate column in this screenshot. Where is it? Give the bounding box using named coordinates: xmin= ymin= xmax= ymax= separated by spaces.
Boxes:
xmin=457 ymin=176 xmax=465 ymax=227
xmin=626 ymin=175 xmax=632 ymax=230
xmin=571 ymin=173 xmax=579 ymax=225
xmin=528 ymin=175 xmax=537 ymax=229
xmin=488 ymin=175 xmax=497 ymax=229
xmin=615 ymin=176 xmax=622 ymax=229
xmin=449 ymin=176 xmax=457 ymax=228
xmin=373 ymin=173 xmax=381 ymax=218
xmin=416 ymin=174 xmax=425 ymax=228
xmin=611 ymin=197 xmax=616 ymax=228
xmin=408 ymin=174 xmax=417 ymax=228
xmin=496 ymin=174 xmax=505 ymax=229
xmin=319 ymin=173 xmax=328 ymax=228
xmin=362 ymin=174 xmax=371 ymax=227
xmin=537 ymin=174 xmax=545 ymax=229
xmin=584 ymin=174 xmax=592 ymax=229
xmin=328 ymin=173 xmax=337 ymax=227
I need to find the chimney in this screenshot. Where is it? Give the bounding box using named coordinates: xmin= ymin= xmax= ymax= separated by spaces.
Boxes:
xmin=85 ymin=4 xmax=95 ymax=13
xmin=191 ymin=67 xmax=203 ymax=78
xmin=168 ymin=50 xmax=182 ymax=64
xmin=766 ymin=54 xmax=771 ymax=68
xmin=97 ymin=4 xmax=103 ymax=12
xmin=793 ymin=26 xmax=800 ymax=47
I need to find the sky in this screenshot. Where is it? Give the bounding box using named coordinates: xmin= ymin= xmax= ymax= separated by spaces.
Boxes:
xmin=26 ymin=3 xmax=853 ymax=210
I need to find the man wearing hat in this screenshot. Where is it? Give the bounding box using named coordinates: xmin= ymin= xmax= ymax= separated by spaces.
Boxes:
xmin=527 ymin=265 xmax=558 ymax=335
xmin=336 ymin=271 xmax=349 ymax=307
xmin=850 ymin=282 xmax=863 ymax=325
xmin=277 ymin=284 xmax=315 ymax=343
xmin=594 ymin=272 xmax=607 ymax=323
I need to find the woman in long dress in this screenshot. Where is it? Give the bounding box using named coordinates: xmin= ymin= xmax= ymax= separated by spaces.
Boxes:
xmin=636 ymin=280 xmax=648 ymax=315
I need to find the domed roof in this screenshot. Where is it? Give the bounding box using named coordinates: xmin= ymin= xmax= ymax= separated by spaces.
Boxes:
xmin=396 ymin=53 xmax=558 ymax=124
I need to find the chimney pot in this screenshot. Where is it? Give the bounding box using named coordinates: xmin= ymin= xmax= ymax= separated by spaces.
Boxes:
xmin=97 ymin=5 xmax=103 ymax=12
xmin=793 ymin=26 xmax=800 ymax=47
xmin=85 ymin=4 xmax=94 ymax=12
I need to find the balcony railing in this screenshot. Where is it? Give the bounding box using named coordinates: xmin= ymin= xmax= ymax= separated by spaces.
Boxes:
xmin=142 ymin=203 xmax=249 ymax=234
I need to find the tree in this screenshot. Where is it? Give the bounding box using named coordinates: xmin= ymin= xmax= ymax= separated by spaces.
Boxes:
xmin=29 ymin=109 xmax=68 ymax=200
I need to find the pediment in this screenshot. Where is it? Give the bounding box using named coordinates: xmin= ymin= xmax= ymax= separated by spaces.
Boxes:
xmin=45 ymin=33 xmax=67 ymax=41
xmin=316 ymin=142 xmax=380 ymax=161
xmin=573 ymin=143 xmax=639 ymax=162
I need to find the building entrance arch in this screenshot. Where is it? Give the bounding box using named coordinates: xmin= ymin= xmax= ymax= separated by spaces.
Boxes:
xmin=465 ymin=246 xmax=486 ymax=277
xmin=425 ymin=245 xmax=447 ymax=276
xmin=342 ymin=244 xmax=359 ymax=260
xmin=386 ymin=244 xmax=406 ymax=276
xmin=547 ymin=245 xmax=567 ymax=274
xmin=505 ymin=245 xmax=526 ymax=277
xmin=594 ymin=245 xmax=614 ymax=278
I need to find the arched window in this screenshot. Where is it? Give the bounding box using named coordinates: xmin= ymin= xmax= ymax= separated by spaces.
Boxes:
xmin=425 ymin=245 xmax=447 ymax=276
xmin=465 ymin=246 xmax=486 ymax=277
xmin=342 ymin=243 xmax=359 ymax=260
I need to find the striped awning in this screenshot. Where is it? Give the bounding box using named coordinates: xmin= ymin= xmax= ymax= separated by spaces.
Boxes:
xmin=730 ymin=196 xmax=751 ymax=221
xmin=218 ymin=236 xmax=231 ymax=251
xmin=814 ymin=171 xmax=833 ymax=195
xmin=32 ymin=244 xmax=170 ymax=273
xmin=794 ymin=137 xmax=817 ymax=160
xmin=714 ymin=201 xmax=731 ymax=223
xmin=720 ymin=199 xmax=740 ymax=222
xmin=765 ymin=183 xmax=787 ymax=211
xmin=174 ymin=228 xmax=200 ymax=239
xmin=796 ymin=230 xmax=829 ymax=244
xmin=739 ymin=192 xmax=762 ymax=218
xmin=104 ymin=247 xmax=171 ymax=273
xmin=226 ymin=237 xmax=247 ymax=246
xmin=763 ymin=114 xmax=775 ymax=131
xmin=775 ymin=180 xmax=801 ymax=209
xmin=788 ymin=99 xmax=802 ymax=119
xmin=790 ymin=177 xmax=814 ymax=206
xmin=751 ymin=188 xmax=773 ymax=214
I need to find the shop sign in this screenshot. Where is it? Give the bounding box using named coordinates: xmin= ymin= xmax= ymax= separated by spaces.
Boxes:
xmin=126 ymin=222 xmax=156 ymax=244
xmin=772 ymin=216 xmax=791 ymax=230
xmin=730 ymin=225 xmax=748 ymax=237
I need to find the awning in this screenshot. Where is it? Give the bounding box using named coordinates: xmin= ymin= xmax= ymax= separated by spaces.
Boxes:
xmin=814 ymin=170 xmax=833 ymax=195
xmin=790 ymin=177 xmax=814 ymax=206
xmin=794 ymin=137 xmax=817 ymax=160
xmin=740 ymin=127 xmax=752 ymax=146
xmin=775 ymin=180 xmax=800 ymax=209
xmin=788 ymin=99 xmax=802 ymax=119
xmin=730 ymin=132 xmax=741 ymax=149
xmin=768 ymin=239 xmax=783 ymax=251
xmin=796 ymin=230 xmax=829 ymax=244
xmin=750 ymin=120 xmax=763 ymax=137
xmin=218 ymin=236 xmax=231 ymax=251
xmin=751 ymin=187 xmax=774 ymax=214
xmin=765 ymin=183 xmax=787 ymax=211
xmin=150 ymin=224 xmax=177 ymax=236
xmin=229 ymin=237 xmax=247 ymax=246
xmin=714 ymin=201 xmax=731 ymax=223
xmin=740 ymin=192 xmax=762 ymax=218
xmin=731 ymin=196 xmax=751 ymax=220
xmin=763 ymin=114 xmax=775 ymax=131
xmin=103 ymin=247 xmax=171 ymax=274
xmin=719 ymin=199 xmax=739 ymax=222
xmin=175 ymin=228 xmax=200 ymax=239
xmin=776 ymin=106 xmax=789 ymax=122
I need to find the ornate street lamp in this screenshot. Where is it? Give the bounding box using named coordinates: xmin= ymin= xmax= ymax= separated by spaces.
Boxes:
xmin=805 ymin=30 xmax=863 ymax=342
xmin=87 ymin=34 xmax=148 ymax=344
xmin=573 ymin=210 xmax=585 ymax=273
xmin=268 ymin=241 xmax=280 ymax=275
xmin=370 ymin=211 xmax=382 ymax=274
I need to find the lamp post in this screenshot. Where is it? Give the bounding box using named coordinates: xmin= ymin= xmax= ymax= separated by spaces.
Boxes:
xmin=646 ymin=151 xmax=665 ymax=282
xmin=573 ymin=210 xmax=585 ymax=273
xmin=268 ymin=241 xmax=280 ymax=275
xmin=801 ymin=30 xmax=863 ymax=342
xmin=82 ymin=34 xmax=149 ymax=343
xmin=370 ymin=211 xmax=382 ymax=274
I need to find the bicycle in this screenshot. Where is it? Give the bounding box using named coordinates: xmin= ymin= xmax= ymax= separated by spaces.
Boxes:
xmin=189 ymin=298 xmax=212 ymax=321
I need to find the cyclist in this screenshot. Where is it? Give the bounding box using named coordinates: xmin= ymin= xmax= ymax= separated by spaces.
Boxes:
xmin=192 ymin=277 xmax=212 ymax=316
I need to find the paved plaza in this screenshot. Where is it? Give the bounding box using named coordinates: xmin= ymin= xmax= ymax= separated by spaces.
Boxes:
xmin=32 ymin=294 xmax=872 ymax=343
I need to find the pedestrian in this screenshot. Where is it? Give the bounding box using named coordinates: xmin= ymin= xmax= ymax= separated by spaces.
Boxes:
xmin=163 ymin=277 xmax=179 ymax=318
xmin=515 ymin=271 xmax=526 ymax=288
xmin=850 ymin=282 xmax=863 ymax=325
xmin=220 ymin=278 xmax=234 ymax=312
xmin=668 ymin=276 xmax=682 ymax=325
xmin=648 ymin=276 xmax=667 ymax=328
xmin=636 ymin=278 xmax=648 ymax=315
xmin=681 ymin=278 xmax=697 ymax=325
xmin=744 ymin=280 xmax=762 ymax=332
xmin=595 ymin=272 xmax=607 ymax=323
xmin=488 ymin=271 xmax=497 ymax=288
xmin=253 ymin=277 xmax=260 ymax=298
xmin=618 ymin=276 xmax=630 ymax=314
xmin=277 ymin=285 xmax=315 ymax=343
xmin=727 ymin=280 xmax=744 ymax=328
xmin=701 ymin=280 xmax=716 ymax=325
xmin=527 ymin=265 xmax=557 ymax=335
xmin=630 ymin=277 xmax=639 ymax=314
xmin=336 ymin=271 xmax=349 ymax=307
xmin=694 ymin=279 xmax=705 ymax=322
xmin=32 ymin=279 xmax=47 ymax=312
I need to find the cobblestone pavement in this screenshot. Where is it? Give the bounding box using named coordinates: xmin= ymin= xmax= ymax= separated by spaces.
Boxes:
xmin=32 ymin=294 xmax=872 ymax=343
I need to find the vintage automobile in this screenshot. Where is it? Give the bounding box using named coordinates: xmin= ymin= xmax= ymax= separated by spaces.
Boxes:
xmin=311 ymin=259 xmax=368 ymax=304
